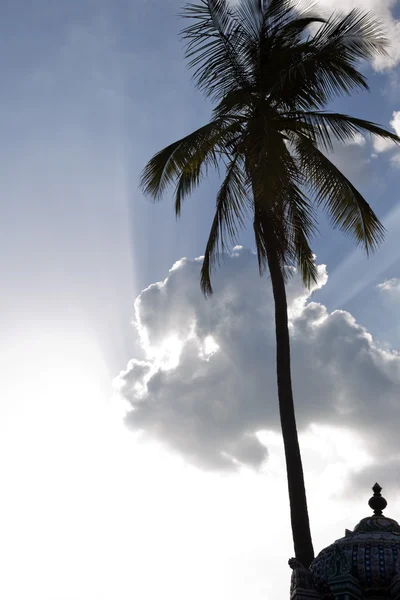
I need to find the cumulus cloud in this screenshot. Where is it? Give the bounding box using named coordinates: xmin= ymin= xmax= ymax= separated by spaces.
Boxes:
xmin=372 ymin=111 xmax=400 ymax=153
xmin=349 ymin=133 xmax=366 ymax=147
xmin=344 ymin=457 xmax=400 ymax=498
xmin=377 ymin=277 xmax=400 ymax=293
xmin=115 ymin=247 xmax=400 ymax=474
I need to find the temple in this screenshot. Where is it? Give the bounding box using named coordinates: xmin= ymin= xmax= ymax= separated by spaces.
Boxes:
xmin=289 ymin=484 xmax=400 ymax=600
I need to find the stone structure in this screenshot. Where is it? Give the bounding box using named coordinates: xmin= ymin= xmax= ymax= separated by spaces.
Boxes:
xmin=289 ymin=484 xmax=400 ymax=600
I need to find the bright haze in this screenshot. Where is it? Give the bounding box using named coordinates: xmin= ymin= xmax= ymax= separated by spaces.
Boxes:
xmin=1 ymin=1 xmax=400 ymax=599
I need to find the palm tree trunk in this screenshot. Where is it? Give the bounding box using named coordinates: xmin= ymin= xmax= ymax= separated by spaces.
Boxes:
xmin=266 ymin=244 xmax=315 ymax=570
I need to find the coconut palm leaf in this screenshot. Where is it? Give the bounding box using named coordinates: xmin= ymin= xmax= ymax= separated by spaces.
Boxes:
xmin=296 ymin=134 xmax=385 ymax=254
xmin=312 ymin=8 xmax=388 ymax=61
xmin=181 ymin=0 xmax=254 ymax=99
xmin=285 ymin=111 xmax=400 ymax=151
xmin=200 ymin=155 xmax=251 ymax=295
xmin=267 ymin=9 xmax=387 ymax=110
xmin=234 ymin=0 xmax=263 ymax=40
xmin=141 ymin=118 xmax=242 ymax=200
xmin=285 ymin=187 xmax=319 ymax=286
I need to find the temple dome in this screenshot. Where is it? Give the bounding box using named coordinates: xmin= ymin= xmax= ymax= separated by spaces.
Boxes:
xmin=310 ymin=484 xmax=400 ymax=597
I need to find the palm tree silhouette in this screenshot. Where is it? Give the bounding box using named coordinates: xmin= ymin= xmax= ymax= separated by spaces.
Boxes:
xmin=141 ymin=0 xmax=399 ymax=569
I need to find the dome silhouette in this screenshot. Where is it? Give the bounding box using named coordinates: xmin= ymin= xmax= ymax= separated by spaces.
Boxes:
xmin=290 ymin=484 xmax=400 ymax=600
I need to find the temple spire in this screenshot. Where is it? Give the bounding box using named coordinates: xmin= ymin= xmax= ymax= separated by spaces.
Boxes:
xmin=368 ymin=482 xmax=387 ymax=516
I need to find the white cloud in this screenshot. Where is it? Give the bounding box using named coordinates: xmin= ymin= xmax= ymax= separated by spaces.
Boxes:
xmin=373 ymin=138 xmax=396 ymax=153
xmin=349 ymin=133 xmax=366 ymax=147
xmin=389 ymin=111 xmax=400 ymax=134
xmin=373 ymin=111 xmax=400 ymax=153
xmin=377 ymin=277 xmax=400 ymax=292
xmin=115 ymin=248 xmax=400 ymax=475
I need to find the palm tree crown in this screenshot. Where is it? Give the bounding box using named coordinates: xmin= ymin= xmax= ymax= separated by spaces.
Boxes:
xmin=142 ymin=0 xmax=399 ymax=295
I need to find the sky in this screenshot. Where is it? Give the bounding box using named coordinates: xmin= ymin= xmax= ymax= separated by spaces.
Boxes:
xmin=1 ymin=0 xmax=400 ymax=599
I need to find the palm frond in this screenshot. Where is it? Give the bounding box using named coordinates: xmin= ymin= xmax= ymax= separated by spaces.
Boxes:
xmin=250 ymin=131 xmax=299 ymax=277
xmin=278 ymin=15 xmax=326 ymax=44
xmin=140 ymin=118 xmax=241 ymax=200
xmin=212 ymin=89 xmax=253 ymax=120
xmin=200 ymin=155 xmax=251 ymax=295
xmin=296 ymin=134 xmax=385 ymax=254
xmin=263 ymin=0 xmax=299 ymax=33
xmin=282 ymin=111 xmax=400 ymax=151
xmin=313 ymin=8 xmax=388 ymax=62
xmin=252 ymin=160 xmax=318 ymax=286
xmin=267 ymin=42 xmax=368 ymax=110
xmin=284 ymin=187 xmax=319 ymax=287
xmin=234 ymin=0 xmax=263 ymax=41
xmin=174 ymin=162 xmax=204 ymax=217
xmin=181 ymin=0 xmax=254 ymax=100
xmin=253 ymin=200 xmax=292 ymax=281
xmin=253 ymin=209 xmax=270 ymax=276
xmin=267 ymin=9 xmax=387 ymax=111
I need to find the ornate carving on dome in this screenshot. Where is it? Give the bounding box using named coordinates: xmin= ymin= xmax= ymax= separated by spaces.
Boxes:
xmin=395 ymin=553 xmax=400 ymax=575
xmin=326 ymin=545 xmax=351 ymax=579
xmin=390 ymin=554 xmax=400 ymax=600
xmin=345 ymin=529 xmax=352 ymax=537
xmin=353 ymin=516 xmax=400 ymax=535
xmin=289 ymin=558 xmax=315 ymax=595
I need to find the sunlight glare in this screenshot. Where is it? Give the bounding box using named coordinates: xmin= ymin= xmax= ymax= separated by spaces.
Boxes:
xmin=151 ymin=334 xmax=184 ymax=370
xmin=202 ymin=334 xmax=220 ymax=357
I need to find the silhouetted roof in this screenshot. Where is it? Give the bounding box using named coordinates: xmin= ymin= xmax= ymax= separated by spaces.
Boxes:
xmin=310 ymin=483 xmax=400 ymax=594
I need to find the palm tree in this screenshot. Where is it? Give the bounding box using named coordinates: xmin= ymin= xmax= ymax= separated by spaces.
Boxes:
xmin=140 ymin=0 xmax=400 ymax=569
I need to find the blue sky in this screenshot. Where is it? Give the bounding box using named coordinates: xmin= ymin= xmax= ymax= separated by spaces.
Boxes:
xmin=2 ymin=1 xmax=400 ymax=599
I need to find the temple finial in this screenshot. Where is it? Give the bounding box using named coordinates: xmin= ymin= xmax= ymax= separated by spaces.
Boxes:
xmin=368 ymin=483 xmax=387 ymax=516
